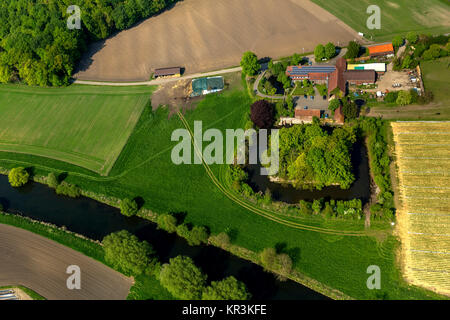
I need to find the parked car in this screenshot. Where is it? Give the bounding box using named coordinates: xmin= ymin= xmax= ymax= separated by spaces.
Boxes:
xmin=304 ymin=94 xmax=307 ymax=99
xmin=304 ymin=106 xmax=308 ymax=110
xmin=310 ymin=96 xmax=314 ymax=100
xmin=323 ymin=95 xmax=327 ymax=100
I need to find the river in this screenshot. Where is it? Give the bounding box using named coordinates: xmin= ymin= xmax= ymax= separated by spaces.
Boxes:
xmin=0 ymin=175 xmax=328 ymax=300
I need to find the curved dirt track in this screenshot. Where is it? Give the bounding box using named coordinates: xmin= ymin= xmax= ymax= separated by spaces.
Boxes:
xmin=75 ymin=0 xmax=363 ymax=81
xmin=0 ymin=224 xmax=133 ymax=300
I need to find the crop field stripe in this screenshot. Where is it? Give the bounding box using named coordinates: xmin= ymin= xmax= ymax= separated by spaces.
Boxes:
xmin=392 ymin=121 xmax=450 ymax=296
xmin=176 ymin=111 xmax=369 ymax=236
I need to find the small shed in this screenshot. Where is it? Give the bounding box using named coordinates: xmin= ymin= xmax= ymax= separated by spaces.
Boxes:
xmin=154 ymin=67 xmax=181 ymax=78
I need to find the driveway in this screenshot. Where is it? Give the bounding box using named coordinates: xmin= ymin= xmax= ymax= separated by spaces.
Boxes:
xmin=0 ymin=224 xmax=133 ymax=300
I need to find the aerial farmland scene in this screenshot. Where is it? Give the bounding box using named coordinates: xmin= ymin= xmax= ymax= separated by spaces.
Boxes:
xmin=0 ymin=0 xmax=449 ymax=310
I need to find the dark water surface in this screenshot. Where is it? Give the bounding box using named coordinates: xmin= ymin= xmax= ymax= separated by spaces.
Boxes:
xmin=247 ymin=143 xmax=371 ymax=204
xmin=0 ymin=175 xmax=328 ymax=300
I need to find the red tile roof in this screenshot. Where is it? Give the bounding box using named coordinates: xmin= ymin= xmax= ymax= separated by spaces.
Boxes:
xmin=295 ymin=109 xmax=321 ymax=118
xmin=368 ymin=43 xmax=394 ymax=56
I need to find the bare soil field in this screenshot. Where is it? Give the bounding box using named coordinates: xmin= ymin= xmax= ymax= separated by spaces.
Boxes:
xmin=0 ymin=224 xmax=133 ymax=300
xmin=75 ymin=0 xmax=362 ymax=81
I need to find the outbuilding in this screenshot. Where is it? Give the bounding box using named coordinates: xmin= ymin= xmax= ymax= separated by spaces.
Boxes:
xmin=154 ymin=67 xmax=182 ymax=78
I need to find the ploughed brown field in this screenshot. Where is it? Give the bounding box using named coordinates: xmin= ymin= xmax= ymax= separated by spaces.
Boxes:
xmin=0 ymin=224 xmax=133 ymax=300
xmin=74 ymin=0 xmax=361 ymax=81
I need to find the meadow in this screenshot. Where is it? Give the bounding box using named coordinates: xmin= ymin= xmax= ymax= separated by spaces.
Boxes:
xmin=0 ymin=85 xmax=155 ymax=176
xmin=0 ymin=78 xmax=445 ymax=299
xmin=312 ymin=0 xmax=450 ymax=41
xmin=392 ymin=121 xmax=450 ymax=297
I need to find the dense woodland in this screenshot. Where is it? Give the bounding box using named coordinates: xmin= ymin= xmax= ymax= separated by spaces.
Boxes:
xmin=0 ymin=0 xmax=178 ymax=86
xmin=277 ymin=121 xmax=357 ymax=190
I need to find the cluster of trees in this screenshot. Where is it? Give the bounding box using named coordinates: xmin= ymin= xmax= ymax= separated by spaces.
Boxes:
xmin=0 ymin=0 xmax=179 ymax=86
xmin=259 ymin=248 xmax=292 ymax=281
xmin=278 ymin=122 xmax=357 ymax=190
xmin=46 ymin=172 xmax=81 ymax=198
xmin=102 ymin=230 xmax=251 ymax=300
xmin=384 ymin=89 xmax=431 ymax=106
xmin=314 ymin=42 xmax=336 ymax=61
xmin=394 ymin=34 xmax=449 ymax=71
xmin=359 ymin=118 xmax=394 ymax=221
xmin=159 ymin=256 xmax=251 ymax=300
xmin=8 ymin=167 xmax=30 ymax=187
xmin=156 ymin=213 xmax=210 ymax=246
xmin=298 ymin=198 xmax=363 ymax=220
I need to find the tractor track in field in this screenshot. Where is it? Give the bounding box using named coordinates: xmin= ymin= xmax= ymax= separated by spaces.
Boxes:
xmin=176 ymin=110 xmax=370 ymax=236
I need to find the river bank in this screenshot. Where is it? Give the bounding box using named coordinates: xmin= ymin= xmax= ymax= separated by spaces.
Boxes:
xmin=0 ymin=173 xmax=338 ymax=300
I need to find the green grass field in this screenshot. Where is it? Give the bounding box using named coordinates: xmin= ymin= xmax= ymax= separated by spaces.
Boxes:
xmin=422 ymin=56 xmax=450 ymax=106
xmin=0 ymin=76 xmax=446 ymax=299
xmin=0 ymin=84 xmax=155 ymax=176
xmin=312 ymin=0 xmax=450 ymax=41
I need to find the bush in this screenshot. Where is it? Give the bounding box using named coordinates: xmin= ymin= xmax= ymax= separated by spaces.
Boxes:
xmin=406 ymin=31 xmax=418 ymax=44
xmin=103 ymin=230 xmax=156 ymax=276
xmin=342 ymin=99 xmax=359 ymax=120
xmin=202 ymin=276 xmax=251 ymax=300
xmin=159 ymin=256 xmax=207 ymax=300
xmin=188 ymin=226 xmax=210 ymax=246
xmin=392 ymin=35 xmax=404 ymax=48
xmin=176 ymin=223 xmax=190 ymax=239
xmin=8 ymin=167 xmax=29 ymax=187
xmin=212 ymin=232 xmax=231 ymax=248
xmin=156 ymin=214 xmax=178 ymax=233
xmin=55 ymin=182 xmax=81 ymax=198
xmin=396 ymin=90 xmax=412 ymax=106
xmin=384 ymin=91 xmax=398 ymax=103
xmin=329 ymin=99 xmax=341 ymax=112
xmin=47 ymin=172 xmax=59 ymax=189
xmin=119 ymin=198 xmax=139 ymax=217
xmin=229 ymin=165 xmax=248 ymax=183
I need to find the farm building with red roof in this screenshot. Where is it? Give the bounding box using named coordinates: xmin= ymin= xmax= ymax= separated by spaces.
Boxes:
xmin=367 ymin=43 xmax=394 ymax=57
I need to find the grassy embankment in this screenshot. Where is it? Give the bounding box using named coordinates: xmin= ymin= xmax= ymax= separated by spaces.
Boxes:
xmin=312 ymin=0 xmax=450 ymax=42
xmin=0 ymin=79 xmax=446 ymax=299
